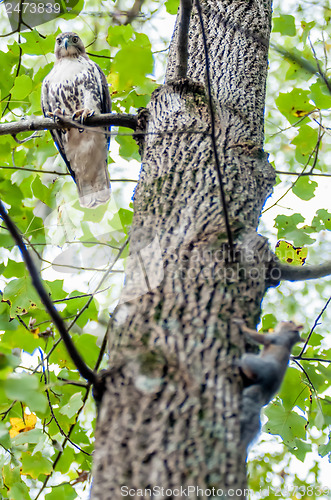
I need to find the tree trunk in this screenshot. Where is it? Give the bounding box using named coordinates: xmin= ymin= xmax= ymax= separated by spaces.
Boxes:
xmin=91 ymin=1 xmax=276 ymax=498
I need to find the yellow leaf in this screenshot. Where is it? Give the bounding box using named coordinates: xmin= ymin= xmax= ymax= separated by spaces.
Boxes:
xmin=275 ymin=240 xmax=308 ymax=266
xmin=9 ymin=412 xmax=37 ymax=438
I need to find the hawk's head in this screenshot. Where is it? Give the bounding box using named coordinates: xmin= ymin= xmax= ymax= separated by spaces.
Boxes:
xmin=55 ymin=32 xmax=86 ymax=59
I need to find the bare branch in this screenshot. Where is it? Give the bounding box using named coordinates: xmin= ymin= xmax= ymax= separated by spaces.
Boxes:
xmin=275 ymin=170 xmax=331 ymax=178
xmin=175 ymin=0 xmax=192 ymax=79
xmin=0 ymin=113 xmax=138 ymax=138
xmin=279 ymin=261 xmax=331 ymax=281
xmin=0 ymin=200 xmax=97 ymax=385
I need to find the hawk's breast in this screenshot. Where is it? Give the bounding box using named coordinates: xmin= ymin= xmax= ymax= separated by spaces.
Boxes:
xmin=45 ymin=56 xmax=103 ymax=115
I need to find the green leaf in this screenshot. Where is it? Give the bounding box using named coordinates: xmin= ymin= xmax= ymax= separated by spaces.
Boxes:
xmin=31 ymin=175 xmax=54 ymax=207
xmin=311 ymin=209 xmax=331 ymax=231
xmin=112 ymin=33 xmax=154 ymax=90
xmin=89 ymin=50 xmax=111 ymax=74
xmin=107 ymin=25 xmax=133 ymax=47
xmin=0 ymin=302 xmax=18 ymax=331
xmin=290 ymin=439 xmax=311 ymax=462
xmin=5 ymin=373 xmax=47 ymax=413
xmin=291 ymin=124 xmax=318 ymax=164
xmin=165 ymin=0 xmax=180 ymax=14
xmin=274 ymin=214 xmax=315 ymax=246
xmin=2 ymin=464 xmax=21 ymax=486
xmin=52 ymin=445 xmax=76 ymax=474
xmin=116 ymin=128 xmax=140 ymax=161
xmin=279 ymin=367 xmax=307 ymax=411
xmin=273 ymin=15 xmax=296 ymax=36
xmin=21 ymin=451 xmax=52 ymax=479
xmin=59 ymin=392 xmax=83 ymax=419
xmin=0 ymin=46 xmax=19 ymax=96
xmin=45 ymin=483 xmax=77 ymax=500
xmin=264 ymin=400 xmax=307 ymax=444
xmin=309 ymin=81 xmax=331 ymax=109
xmin=11 ymin=75 xmax=33 ymax=101
xmin=0 ymin=423 xmax=10 ymax=449
xmin=318 ymin=438 xmax=331 ymax=458
xmin=0 ymin=324 xmax=43 ymax=354
xmin=292 ymin=176 xmax=318 ymax=201
xmin=74 ymin=334 xmax=99 ymax=366
xmin=118 ymin=208 xmax=133 ymax=234
xmin=0 ymin=259 xmax=26 ymax=278
xmin=261 ymin=314 xmax=277 ymax=331
xmin=21 ymin=30 xmax=57 ymax=56
xmin=3 ymin=276 xmax=44 ymax=316
xmin=12 ymin=428 xmax=45 ymax=446
xmin=276 ymin=89 xmax=315 ymax=124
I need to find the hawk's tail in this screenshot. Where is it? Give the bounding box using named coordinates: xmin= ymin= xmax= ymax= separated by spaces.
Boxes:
xmin=77 ymin=170 xmax=111 ymax=208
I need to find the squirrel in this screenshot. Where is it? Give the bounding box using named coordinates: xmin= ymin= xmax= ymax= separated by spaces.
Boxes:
xmin=233 ymin=319 xmax=303 ymax=449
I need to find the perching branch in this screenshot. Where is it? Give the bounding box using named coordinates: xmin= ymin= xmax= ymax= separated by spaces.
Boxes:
xmin=175 ymin=0 xmax=192 ymax=79
xmin=0 ymin=113 xmax=138 ymax=138
xmin=279 ymin=261 xmax=331 ymax=281
xmin=0 ymin=200 xmax=97 ymax=386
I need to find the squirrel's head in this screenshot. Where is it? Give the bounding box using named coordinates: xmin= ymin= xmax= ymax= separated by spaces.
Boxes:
xmin=273 ymin=321 xmax=303 ymax=347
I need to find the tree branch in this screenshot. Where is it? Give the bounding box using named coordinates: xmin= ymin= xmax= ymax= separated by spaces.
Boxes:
xmin=175 ymin=0 xmax=192 ymax=79
xmin=279 ymin=261 xmax=331 ymax=281
xmin=0 ymin=200 xmax=97 ymax=386
xmin=271 ymin=42 xmax=331 ymax=91
xmin=275 ymin=170 xmax=331 ymax=178
xmin=0 ymin=113 xmax=138 ymax=138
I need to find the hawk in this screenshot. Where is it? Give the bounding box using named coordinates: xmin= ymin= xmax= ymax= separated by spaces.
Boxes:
xmin=42 ymin=32 xmax=111 ymax=208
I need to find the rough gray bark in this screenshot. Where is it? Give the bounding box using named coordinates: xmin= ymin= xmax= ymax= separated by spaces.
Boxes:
xmin=91 ymin=1 xmax=275 ymax=498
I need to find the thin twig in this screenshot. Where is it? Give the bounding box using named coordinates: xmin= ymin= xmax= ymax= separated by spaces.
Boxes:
xmin=291 ymin=357 xmax=322 ymax=414
xmin=297 ymin=357 xmax=331 ymax=363
xmin=295 ymin=296 xmax=331 ymax=358
xmin=34 ymin=384 xmax=92 ymax=500
xmin=40 ymin=351 xmax=92 ymax=456
xmin=308 ymin=36 xmax=331 ymax=94
xmin=194 ymin=0 xmax=234 ymax=257
xmin=263 ymin=132 xmax=323 ymax=213
xmin=275 ymin=170 xmax=331 ymax=178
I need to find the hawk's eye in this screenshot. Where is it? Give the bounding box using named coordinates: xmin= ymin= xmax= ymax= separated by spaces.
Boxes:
xmin=56 ymin=38 xmax=61 ymax=44
xmin=72 ymin=36 xmax=79 ymax=43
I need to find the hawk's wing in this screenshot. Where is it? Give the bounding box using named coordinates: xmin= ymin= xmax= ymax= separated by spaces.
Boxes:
xmin=94 ymin=63 xmax=112 ymax=151
xmin=41 ymin=79 xmax=76 ymax=180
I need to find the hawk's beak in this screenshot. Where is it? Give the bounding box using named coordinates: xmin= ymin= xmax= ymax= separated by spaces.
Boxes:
xmin=63 ymin=37 xmax=69 ymax=50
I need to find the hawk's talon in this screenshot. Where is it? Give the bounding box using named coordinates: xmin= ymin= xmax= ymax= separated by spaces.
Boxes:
xmin=72 ymin=108 xmax=95 ymax=124
xmin=46 ymin=108 xmax=65 ymax=122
